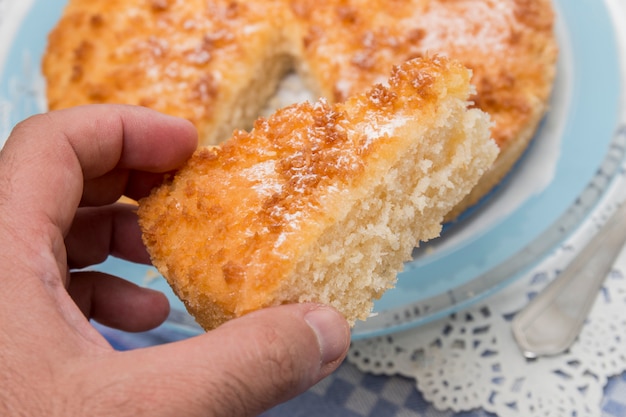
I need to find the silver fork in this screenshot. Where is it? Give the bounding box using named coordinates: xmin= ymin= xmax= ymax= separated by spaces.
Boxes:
xmin=512 ymin=200 xmax=626 ymax=359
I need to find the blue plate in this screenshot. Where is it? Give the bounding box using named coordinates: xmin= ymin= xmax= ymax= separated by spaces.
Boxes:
xmin=1 ymin=0 xmax=623 ymax=340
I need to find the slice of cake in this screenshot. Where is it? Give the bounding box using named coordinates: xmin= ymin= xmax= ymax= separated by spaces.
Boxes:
xmin=138 ymin=56 xmax=499 ymax=330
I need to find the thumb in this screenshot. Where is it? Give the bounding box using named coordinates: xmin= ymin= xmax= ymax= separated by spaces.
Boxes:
xmin=78 ymin=304 xmax=350 ymax=417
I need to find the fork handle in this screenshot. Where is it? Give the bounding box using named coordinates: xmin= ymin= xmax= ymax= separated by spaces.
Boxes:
xmin=512 ymin=200 xmax=626 ymax=358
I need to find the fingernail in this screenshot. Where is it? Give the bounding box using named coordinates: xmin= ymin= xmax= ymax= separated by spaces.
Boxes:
xmin=304 ymin=307 xmax=350 ymax=366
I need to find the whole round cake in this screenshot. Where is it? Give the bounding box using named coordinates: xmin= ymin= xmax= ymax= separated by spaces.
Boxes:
xmin=43 ymin=0 xmax=557 ymax=217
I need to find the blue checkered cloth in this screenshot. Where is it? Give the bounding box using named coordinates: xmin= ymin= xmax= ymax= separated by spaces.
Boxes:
xmin=96 ymin=323 xmax=626 ymax=417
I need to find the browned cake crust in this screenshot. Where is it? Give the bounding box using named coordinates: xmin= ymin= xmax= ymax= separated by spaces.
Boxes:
xmin=137 ymin=57 xmax=499 ymax=330
xmin=43 ymin=0 xmax=557 ymax=217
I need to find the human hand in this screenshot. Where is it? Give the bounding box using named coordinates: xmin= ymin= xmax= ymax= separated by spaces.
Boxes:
xmin=0 ymin=105 xmax=350 ymax=417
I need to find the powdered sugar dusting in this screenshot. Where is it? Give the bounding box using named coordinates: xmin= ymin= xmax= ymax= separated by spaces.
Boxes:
xmin=410 ymin=0 xmax=514 ymax=54
xmin=361 ymin=114 xmax=410 ymax=148
xmin=240 ymin=160 xmax=282 ymax=197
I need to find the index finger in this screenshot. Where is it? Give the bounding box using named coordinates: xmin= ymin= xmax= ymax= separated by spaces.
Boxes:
xmin=0 ymin=104 xmax=197 ymax=234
